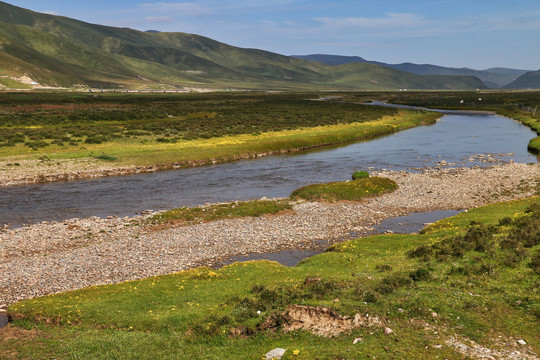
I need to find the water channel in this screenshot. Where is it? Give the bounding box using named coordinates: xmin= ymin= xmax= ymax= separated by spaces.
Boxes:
xmin=1 ymin=107 xmax=538 ymax=227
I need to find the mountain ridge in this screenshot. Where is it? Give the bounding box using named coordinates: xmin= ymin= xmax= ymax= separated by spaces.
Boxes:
xmin=293 ymin=54 xmax=532 ymax=88
xmin=0 ymin=1 xmax=487 ymax=90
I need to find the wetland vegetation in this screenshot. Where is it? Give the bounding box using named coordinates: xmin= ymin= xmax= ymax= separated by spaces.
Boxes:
xmin=0 ymin=92 xmax=441 ymax=169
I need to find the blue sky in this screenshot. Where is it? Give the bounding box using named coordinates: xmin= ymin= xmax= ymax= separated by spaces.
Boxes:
xmin=6 ymin=0 xmax=540 ymax=70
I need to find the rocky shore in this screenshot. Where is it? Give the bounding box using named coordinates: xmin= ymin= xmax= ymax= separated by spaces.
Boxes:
xmin=0 ymin=162 xmax=538 ymax=307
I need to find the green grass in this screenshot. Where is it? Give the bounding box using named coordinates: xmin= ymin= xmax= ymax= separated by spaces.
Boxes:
xmin=0 ymin=92 xmax=441 ymax=169
xmin=351 ymin=170 xmax=369 ymax=179
xmin=290 ymin=176 xmax=397 ymax=202
xmin=151 ymin=199 xmax=293 ymax=226
xmin=4 ymin=196 xmax=539 ymax=359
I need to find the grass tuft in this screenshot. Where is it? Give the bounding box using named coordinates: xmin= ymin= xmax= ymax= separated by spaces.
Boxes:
xmin=290 ymin=176 xmax=397 ymax=202
xmin=151 ymin=199 xmax=293 ymax=225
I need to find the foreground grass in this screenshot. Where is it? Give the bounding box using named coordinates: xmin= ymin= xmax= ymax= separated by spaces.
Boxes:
xmin=3 ymin=196 xmax=539 ymax=359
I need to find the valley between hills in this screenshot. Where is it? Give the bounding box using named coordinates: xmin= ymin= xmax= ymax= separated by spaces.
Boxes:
xmin=1 ymin=2 xmax=540 ymax=359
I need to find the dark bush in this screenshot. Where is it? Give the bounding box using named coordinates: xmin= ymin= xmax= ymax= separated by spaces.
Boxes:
xmin=94 ymin=154 xmax=118 ymax=161
xmin=375 ymin=264 xmax=393 ymax=272
xmin=376 ymin=273 xmax=413 ymax=294
xmin=409 ymin=267 xmax=431 ymax=281
xmin=364 ymin=291 xmax=380 ymax=303
xmin=25 ymin=140 xmax=49 ymax=149
xmin=463 ymin=225 xmax=497 ymax=252
xmin=84 ymin=135 xmax=107 ymax=144
xmin=501 ymin=247 xmax=528 ymax=268
xmin=407 ymin=244 xmax=433 ymax=260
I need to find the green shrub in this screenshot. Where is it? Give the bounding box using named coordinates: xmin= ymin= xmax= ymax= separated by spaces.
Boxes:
xmin=375 ymin=273 xmax=413 ymax=294
xmin=407 ymin=244 xmax=433 ymax=261
xmin=409 ymin=267 xmax=431 ymax=282
xmin=352 ymin=171 xmax=369 ymax=180
xmin=84 ymin=135 xmax=106 ymax=144
xmin=375 ymin=264 xmax=393 ymax=272
xmin=25 ymin=140 xmax=49 ymax=149
xmin=364 ymin=291 xmax=380 ymax=303
xmin=93 ymin=154 xmax=118 ymax=161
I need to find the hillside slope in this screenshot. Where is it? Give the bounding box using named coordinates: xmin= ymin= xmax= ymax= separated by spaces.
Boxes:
xmin=504 ymin=69 xmax=540 ymax=89
xmin=0 ymin=1 xmax=487 ymax=90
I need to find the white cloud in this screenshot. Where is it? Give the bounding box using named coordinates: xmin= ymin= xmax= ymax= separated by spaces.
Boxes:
xmin=145 ymin=16 xmax=175 ymax=22
xmin=315 ymin=13 xmax=426 ymax=30
xmin=42 ymin=10 xmax=59 ymax=15
xmin=137 ymin=2 xmax=212 ymax=17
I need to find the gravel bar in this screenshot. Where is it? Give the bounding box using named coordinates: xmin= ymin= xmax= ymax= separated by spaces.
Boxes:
xmin=1 ymin=162 xmax=538 ymax=306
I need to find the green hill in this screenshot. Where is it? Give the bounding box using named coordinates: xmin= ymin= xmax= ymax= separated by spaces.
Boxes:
xmin=504 ymin=69 xmax=540 ymax=89
xmin=0 ymin=1 xmax=487 ymax=90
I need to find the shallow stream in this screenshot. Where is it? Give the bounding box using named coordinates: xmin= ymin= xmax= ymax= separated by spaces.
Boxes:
xmin=0 ymin=108 xmax=537 ymax=227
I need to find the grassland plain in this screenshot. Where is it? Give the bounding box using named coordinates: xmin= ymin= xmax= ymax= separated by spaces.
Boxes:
xmin=0 ymin=92 xmax=441 ymax=186
xmin=2 ymin=196 xmax=539 ymax=359
xmin=389 ymin=90 xmax=540 ymax=153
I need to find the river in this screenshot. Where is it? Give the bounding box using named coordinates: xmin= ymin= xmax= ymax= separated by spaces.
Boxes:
xmin=0 ymin=108 xmax=538 ymax=227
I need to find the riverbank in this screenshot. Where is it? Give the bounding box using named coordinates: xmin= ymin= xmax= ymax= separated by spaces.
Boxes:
xmin=0 ymin=109 xmax=439 ymax=187
xmin=1 ymin=162 xmax=538 ymax=307
xmin=495 ymin=108 xmax=540 ymax=153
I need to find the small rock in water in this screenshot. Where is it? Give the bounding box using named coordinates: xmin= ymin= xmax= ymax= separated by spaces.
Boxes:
xmin=265 ymin=348 xmax=287 ymax=359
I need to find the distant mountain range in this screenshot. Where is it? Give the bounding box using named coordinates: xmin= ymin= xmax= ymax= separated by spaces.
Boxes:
xmin=293 ymin=54 xmax=534 ymax=88
xmin=0 ymin=1 xmax=534 ymax=90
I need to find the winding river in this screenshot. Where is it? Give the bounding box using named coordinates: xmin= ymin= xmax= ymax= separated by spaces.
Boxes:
xmin=1 ymin=108 xmax=538 ymax=227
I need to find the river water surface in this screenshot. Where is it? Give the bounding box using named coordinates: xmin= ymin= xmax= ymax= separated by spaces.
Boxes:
xmin=1 ymin=109 xmax=538 ymax=227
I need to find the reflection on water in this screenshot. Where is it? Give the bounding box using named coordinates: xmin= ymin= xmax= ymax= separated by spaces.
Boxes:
xmin=0 ymin=111 xmax=537 ymax=227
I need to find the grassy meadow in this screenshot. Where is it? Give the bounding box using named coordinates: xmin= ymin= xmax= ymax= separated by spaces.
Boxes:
xmin=3 ymin=196 xmax=539 ymax=359
xmin=0 ymin=92 xmax=441 ymax=168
